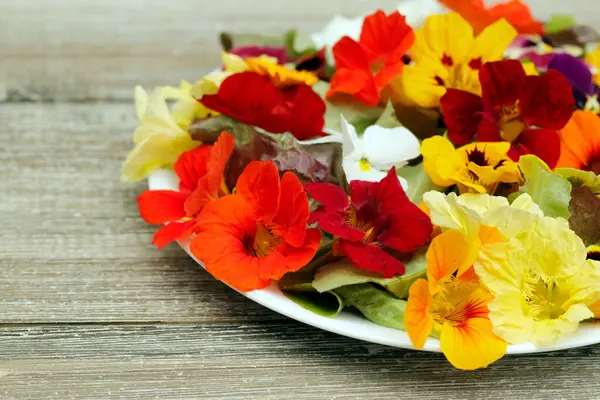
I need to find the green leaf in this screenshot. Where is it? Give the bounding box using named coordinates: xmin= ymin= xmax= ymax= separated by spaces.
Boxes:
xmin=219 ymin=31 xmax=294 ymax=51
xmin=335 ymin=284 xmax=407 ymax=330
xmin=312 ymin=81 xmax=384 ymax=133
xmin=569 ymin=186 xmax=600 ymax=246
xmin=396 ymin=164 xmax=443 ymax=205
xmin=312 ymin=251 xmax=427 ymax=299
xmin=518 ymin=155 xmax=572 ymax=219
xmin=546 ymin=14 xmax=577 ymax=34
xmin=279 ymin=270 xmax=344 ymax=318
xmin=555 ymin=168 xmax=600 ymax=194
xmin=375 ymin=101 xmax=402 ymax=129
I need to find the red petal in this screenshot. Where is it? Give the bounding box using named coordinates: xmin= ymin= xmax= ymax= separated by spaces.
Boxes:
xmin=377 ymin=201 xmax=433 ymax=253
xmin=174 ymin=145 xmax=211 ymax=193
xmin=510 ymin=128 xmax=561 ymax=168
xmin=285 ymin=85 xmax=326 ymax=140
xmin=359 ymin=11 xmax=415 ymax=65
xmin=309 ymin=208 xmax=366 ymax=242
xmin=184 ymin=132 xmax=235 ymax=216
xmin=476 ymin=116 xmax=502 ymax=142
xmin=441 ymin=89 xmax=484 ymax=146
xmin=374 ymin=62 xmax=404 ymax=92
xmin=331 ymin=36 xmax=370 ymax=71
xmin=327 ymin=68 xmax=380 ymax=106
xmin=304 ymin=182 xmax=349 ymax=211
xmin=137 ymin=190 xmax=187 ymax=224
xmin=338 ymin=240 xmax=405 ymax=278
xmin=152 ymin=219 xmax=196 ymax=249
xmin=259 ymin=228 xmax=321 ymax=281
xmin=270 ymin=172 xmax=309 ymax=247
xmin=235 ymin=160 xmax=281 ymax=222
xmin=480 ymin=60 xmax=526 ymax=113
xmin=519 ymin=70 xmax=575 ymax=130
xmin=200 ymin=72 xmax=290 ymax=134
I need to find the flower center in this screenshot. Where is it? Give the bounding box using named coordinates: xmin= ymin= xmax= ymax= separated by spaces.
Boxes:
xmin=588 ymin=249 xmax=600 ymax=261
xmin=522 ymin=273 xmax=568 ymax=320
xmin=586 ymin=154 xmax=600 ymax=175
xmin=499 ymin=104 xmax=525 ymax=142
xmin=343 ymin=204 xmax=375 ymax=243
xmin=249 ymin=223 xmax=281 ymax=258
xmin=359 ymin=158 xmax=371 ymax=171
xmin=429 ymin=279 xmax=480 ymax=327
xmin=584 ymin=94 xmax=600 ymax=114
xmin=441 ymin=53 xmax=453 ymax=67
xmin=466 ymin=147 xmax=489 ymax=167
xmin=370 ymin=59 xmax=384 ymax=75
xmin=468 ymin=57 xmax=483 ymax=70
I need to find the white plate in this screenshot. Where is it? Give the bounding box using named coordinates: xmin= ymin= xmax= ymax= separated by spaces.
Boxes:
xmin=149 ymin=169 xmax=600 ymax=354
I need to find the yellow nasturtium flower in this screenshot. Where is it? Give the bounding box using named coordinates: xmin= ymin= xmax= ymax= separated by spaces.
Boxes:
xmin=246 ymin=57 xmax=319 ymax=88
xmin=421 ymin=136 xmax=520 ymax=194
xmin=391 ymin=12 xmax=517 ymax=108
xmin=475 ymin=217 xmax=600 ymax=346
xmin=121 ymin=88 xmax=200 ymax=182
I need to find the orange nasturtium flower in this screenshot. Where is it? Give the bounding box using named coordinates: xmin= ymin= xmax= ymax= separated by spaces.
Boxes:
xmin=327 ymin=10 xmax=415 ymax=106
xmin=405 ymin=230 xmax=507 ymax=370
xmin=556 ymin=110 xmax=600 ymax=174
xmin=137 ymin=132 xmax=234 ymax=248
xmin=190 ymin=161 xmax=321 ymax=292
xmin=439 ymin=0 xmax=545 ymax=35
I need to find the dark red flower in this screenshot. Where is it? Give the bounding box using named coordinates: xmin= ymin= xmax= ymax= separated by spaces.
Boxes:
xmin=137 ymin=132 xmax=235 ymax=248
xmin=305 ymin=168 xmax=433 ymax=278
xmin=441 ymin=60 xmax=574 ymax=168
xmin=200 ymin=71 xmax=326 ymax=140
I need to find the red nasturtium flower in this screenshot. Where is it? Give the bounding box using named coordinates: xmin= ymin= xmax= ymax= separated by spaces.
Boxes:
xmin=441 ymin=60 xmax=574 ymax=168
xmin=439 ymin=0 xmax=544 ymax=35
xmin=305 ymin=169 xmax=433 ymax=278
xmin=200 ymin=71 xmax=326 ymax=140
xmin=327 ymin=10 xmax=415 ymax=107
xmin=190 ymin=161 xmax=321 ymax=292
xmin=137 ymin=132 xmax=235 ymax=248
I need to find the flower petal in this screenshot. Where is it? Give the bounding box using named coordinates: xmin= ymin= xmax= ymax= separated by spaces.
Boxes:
xmin=441 ymin=89 xmax=484 ymax=146
xmin=271 ymin=172 xmax=310 ymax=247
xmin=338 ymin=240 xmax=405 ymax=278
xmin=174 ymin=145 xmax=211 ymax=193
xmin=557 ymin=110 xmax=600 ymax=169
xmin=404 ymin=279 xmax=434 ymax=350
xmin=440 ymin=317 xmax=507 ymax=370
xmin=510 ymin=128 xmax=561 ymax=169
xmin=480 ymin=59 xmax=527 ymax=112
xmin=362 ymin=125 xmax=421 ymax=168
xmin=152 ymin=219 xmax=196 ymax=249
xmin=304 ymin=182 xmax=349 ymax=211
xmin=259 ymin=228 xmax=321 ymax=281
xmin=137 ymin=190 xmax=187 ymax=224
xmin=519 ymin=70 xmax=575 ymax=130
xmin=235 ymin=160 xmax=281 ymax=222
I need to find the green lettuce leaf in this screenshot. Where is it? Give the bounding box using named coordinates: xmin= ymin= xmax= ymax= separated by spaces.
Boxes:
xmin=518 ymin=155 xmax=572 ymax=219
xmin=279 ymin=270 xmax=344 ymax=318
xmin=555 ymin=168 xmax=600 ymax=194
xmin=335 ymin=284 xmax=407 ymax=330
xmin=569 ymin=186 xmax=600 ymax=246
xmin=397 ymin=164 xmax=442 ymax=205
xmin=312 ymin=251 xmax=427 ymax=299
xmin=545 ymin=14 xmax=577 ymax=34
xmin=375 ymin=101 xmax=401 ymax=129
xmin=312 ymin=81 xmax=383 ymax=134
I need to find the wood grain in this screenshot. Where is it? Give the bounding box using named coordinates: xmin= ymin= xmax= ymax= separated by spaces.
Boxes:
xmin=2 ymin=0 xmax=600 ymax=398
xmin=2 ymin=324 xmax=600 ymax=399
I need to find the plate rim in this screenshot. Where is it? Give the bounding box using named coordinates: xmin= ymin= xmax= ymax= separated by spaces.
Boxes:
xmin=148 ymin=168 xmax=600 ymax=355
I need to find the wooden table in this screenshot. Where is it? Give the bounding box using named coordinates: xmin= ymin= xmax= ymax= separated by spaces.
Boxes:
xmin=2 ymin=1 xmax=600 ymax=398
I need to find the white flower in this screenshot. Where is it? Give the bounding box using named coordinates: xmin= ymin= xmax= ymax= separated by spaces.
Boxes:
xmin=397 ymin=0 xmax=446 ymax=29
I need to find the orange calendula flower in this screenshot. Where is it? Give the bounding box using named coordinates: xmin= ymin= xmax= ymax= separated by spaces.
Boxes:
xmin=556 ymin=110 xmax=600 ymax=174
xmin=405 ymin=230 xmax=507 ymax=370
xmin=190 ymin=161 xmax=321 ymax=292
xmin=246 ymin=57 xmax=319 ymax=88
xmin=327 ymin=10 xmax=415 ymax=106
xmin=439 ymin=0 xmax=544 ymax=35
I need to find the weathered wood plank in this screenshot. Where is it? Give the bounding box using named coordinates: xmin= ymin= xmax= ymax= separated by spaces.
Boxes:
xmin=1 ymin=324 xmax=600 ymax=399
xmin=2 ymin=0 xmax=599 ymax=102
xmin=0 ymin=102 xmax=285 ymax=323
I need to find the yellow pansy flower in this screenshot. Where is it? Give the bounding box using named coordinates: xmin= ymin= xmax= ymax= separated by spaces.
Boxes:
xmin=421 ymin=135 xmax=520 ymax=194
xmin=121 ymin=88 xmax=200 ymax=182
xmin=475 ymin=217 xmax=600 ymax=347
xmin=586 ymin=46 xmax=600 ymax=86
xmin=391 ymin=12 xmax=517 ymax=108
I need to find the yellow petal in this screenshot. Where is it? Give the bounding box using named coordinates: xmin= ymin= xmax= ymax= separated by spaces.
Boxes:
xmin=521 ymin=61 xmax=539 ymax=76
xmin=585 ymin=46 xmax=600 ymax=86
xmin=134 ymin=86 xmax=149 ymax=121
xmin=440 ymin=317 xmax=507 ymax=370
xmin=222 ymin=52 xmax=248 ymax=73
xmin=421 ymin=136 xmax=463 ymax=187
xmin=529 ymin=303 xmax=593 ymax=347
xmin=590 ymin=299 xmax=600 ymax=319
xmin=422 ymin=191 xmax=481 ymax=239
xmin=405 ymin=279 xmax=434 ymax=350
xmin=121 ymin=134 xmax=199 ymax=182
xmin=390 ymin=63 xmax=447 ymax=108
xmin=468 ymin=18 xmax=518 ymax=65
xmin=475 ymin=240 xmax=527 ymax=295
xmin=456 ymin=193 xmax=509 ymax=217
xmin=487 ymin=291 xmax=533 ymax=345
xmin=426 ymin=230 xmax=480 ymax=293
xmin=412 ymin=13 xmax=474 ymax=66
xmin=132 ymin=89 xmax=188 ymax=144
